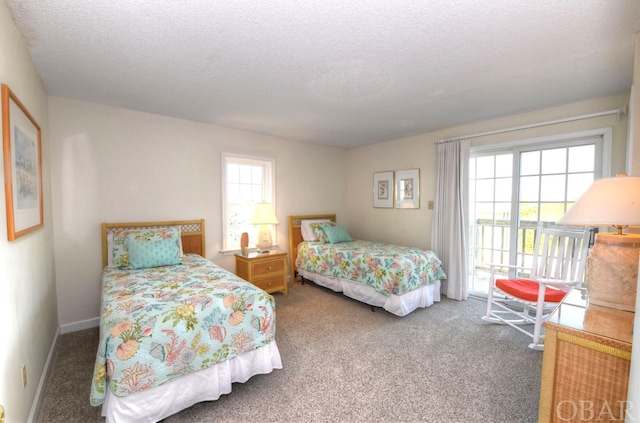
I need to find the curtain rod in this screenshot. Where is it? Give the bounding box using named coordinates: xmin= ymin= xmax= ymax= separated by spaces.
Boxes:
xmin=435 ymin=107 xmax=627 ymax=145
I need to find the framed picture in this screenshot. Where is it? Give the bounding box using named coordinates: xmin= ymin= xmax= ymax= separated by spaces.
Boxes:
xmin=2 ymin=84 xmax=43 ymax=240
xmin=373 ymin=171 xmax=394 ymax=208
xmin=395 ymin=168 xmax=420 ymax=209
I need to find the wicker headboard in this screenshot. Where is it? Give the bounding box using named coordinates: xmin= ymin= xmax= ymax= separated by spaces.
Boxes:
xmin=101 ymin=219 xmax=206 ymax=267
xmin=288 ymin=214 xmax=336 ymax=276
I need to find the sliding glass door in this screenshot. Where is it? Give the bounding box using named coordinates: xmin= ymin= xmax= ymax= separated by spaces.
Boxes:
xmin=468 ymin=133 xmax=604 ymax=296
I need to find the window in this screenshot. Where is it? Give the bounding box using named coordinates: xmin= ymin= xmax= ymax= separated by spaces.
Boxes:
xmin=468 ymin=129 xmax=610 ymax=296
xmin=221 ymin=153 xmax=275 ymax=252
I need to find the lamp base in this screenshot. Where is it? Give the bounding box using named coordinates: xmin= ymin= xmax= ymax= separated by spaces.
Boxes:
xmin=255 ymin=226 xmax=273 ymax=253
xmin=586 ymin=233 xmax=640 ymax=312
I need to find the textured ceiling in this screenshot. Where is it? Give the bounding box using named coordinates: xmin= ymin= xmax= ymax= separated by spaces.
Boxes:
xmin=5 ymin=0 xmax=640 ymax=148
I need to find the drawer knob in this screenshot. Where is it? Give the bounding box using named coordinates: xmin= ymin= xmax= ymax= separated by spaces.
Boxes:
xmin=267 ymin=266 xmax=272 ymax=270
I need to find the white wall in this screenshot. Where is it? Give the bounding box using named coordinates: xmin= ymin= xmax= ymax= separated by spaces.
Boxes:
xmin=49 ymin=97 xmax=348 ymax=326
xmin=0 ymin=2 xmax=57 ymax=422
xmin=626 ymin=32 xmax=640 ymax=422
xmin=628 ymin=33 xmax=640 ymax=176
xmin=345 ymin=93 xmax=630 ymax=249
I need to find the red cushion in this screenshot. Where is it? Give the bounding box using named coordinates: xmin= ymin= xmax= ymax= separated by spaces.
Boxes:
xmin=495 ymin=278 xmax=568 ymax=303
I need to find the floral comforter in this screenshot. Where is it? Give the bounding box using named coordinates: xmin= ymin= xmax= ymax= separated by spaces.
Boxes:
xmin=296 ymin=240 xmax=446 ymax=296
xmin=90 ymin=254 xmax=277 ymax=406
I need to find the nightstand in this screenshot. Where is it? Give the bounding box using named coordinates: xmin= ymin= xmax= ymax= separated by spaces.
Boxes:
xmin=235 ymin=251 xmax=288 ymax=295
xmin=538 ymin=289 xmax=633 ymax=422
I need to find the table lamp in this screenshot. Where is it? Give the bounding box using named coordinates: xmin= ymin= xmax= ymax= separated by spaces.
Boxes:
xmin=251 ymin=202 xmax=278 ymax=252
xmin=557 ymin=174 xmax=640 ymax=311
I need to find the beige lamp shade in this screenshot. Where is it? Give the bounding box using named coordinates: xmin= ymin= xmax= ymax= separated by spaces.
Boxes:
xmin=558 ymin=175 xmax=640 ymax=233
xmin=251 ymin=202 xmax=279 ymax=225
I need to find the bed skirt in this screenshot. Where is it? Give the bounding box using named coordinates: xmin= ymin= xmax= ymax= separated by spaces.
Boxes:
xmin=101 ymin=341 xmax=282 ymax=423
xmin=298 ymin=269 xmax=441 ymax=316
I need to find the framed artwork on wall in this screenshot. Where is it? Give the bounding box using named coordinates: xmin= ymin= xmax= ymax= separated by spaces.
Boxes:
xmin=373 ymin=171 xmax=394 ymax=208
xmin=2 ymin=84 xmax=43 ymax=241
xmin=395 ymin=168 xmax=419 ymax=209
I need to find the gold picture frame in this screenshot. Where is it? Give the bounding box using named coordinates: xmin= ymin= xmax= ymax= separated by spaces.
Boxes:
xmin=395 ymin=168 xmax=419 ymax=209
xmin=373 ymin=171 xmax=394 ymax=208
xmin=2 ymin=84 xmax=43 ymax=240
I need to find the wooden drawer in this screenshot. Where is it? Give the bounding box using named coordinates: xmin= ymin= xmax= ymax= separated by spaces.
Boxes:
xmin=252 ymin=259 xmax=285 ymax=276
xmin=251 ymin=275 xmax=286 ymax=293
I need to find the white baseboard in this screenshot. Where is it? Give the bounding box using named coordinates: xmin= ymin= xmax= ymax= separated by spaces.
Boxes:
xmin=28 ymin=326 xmax=60 ymax=423
xmin=60 ymin=316 xmax=100 ymax=334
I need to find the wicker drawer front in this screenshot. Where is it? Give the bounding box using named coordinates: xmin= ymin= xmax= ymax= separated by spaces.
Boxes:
xmin=252 ymin=275 xmax=285 ymax=292
xmin=551 ymin=334 xmax=630 ymax=422
xmin=252 ymin=259 xmax=284 ymax=276
xmin=539 ymin=298 xmax=633 ymax=423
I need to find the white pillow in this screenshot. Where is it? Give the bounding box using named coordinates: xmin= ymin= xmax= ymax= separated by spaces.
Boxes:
xmin=301 ymin=219 xmax=332 ymax=241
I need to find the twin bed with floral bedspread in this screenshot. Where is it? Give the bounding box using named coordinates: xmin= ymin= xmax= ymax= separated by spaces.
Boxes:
xmin=91 ymin=220 xmax=281 ymax=422
xmin=289 ymin=214 xmax=446 ymax=316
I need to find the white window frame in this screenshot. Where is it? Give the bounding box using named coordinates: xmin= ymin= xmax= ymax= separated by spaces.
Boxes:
xmin=468 ymin=127 xmax=612 ymax=297
xmin=221 ymin=153 xmax=276 ymax=253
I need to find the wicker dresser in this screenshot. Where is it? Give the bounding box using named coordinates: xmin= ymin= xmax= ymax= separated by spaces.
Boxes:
xmin=538 ymin=289 xmax=633 ymax=422
xmin=235 ymin=251 xmax=288 ymax=295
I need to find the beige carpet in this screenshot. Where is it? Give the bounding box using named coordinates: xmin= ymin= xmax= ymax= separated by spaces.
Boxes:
xmin=36 ymin=281 xmax=542 ymax=422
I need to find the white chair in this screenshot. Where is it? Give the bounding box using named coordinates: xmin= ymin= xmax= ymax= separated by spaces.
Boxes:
xmin=482 ymin=222 xmax=591 ymax=350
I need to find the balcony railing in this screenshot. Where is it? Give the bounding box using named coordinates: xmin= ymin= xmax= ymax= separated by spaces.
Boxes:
xmin=469 ymin=219 xmax=593 ymax=294
xmin=472 ymin=219 xmax=541 ymax=274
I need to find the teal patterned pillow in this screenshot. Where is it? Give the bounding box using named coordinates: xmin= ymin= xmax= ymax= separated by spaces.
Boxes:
xmin=112 ymin=226 xmax=182 ymax=268
xmin=310 ymin=222 xmax=335 ymax=244
xmin=125 ymin=236 xmax=182 ymax=269
xmin=322 ymin=224 xmax=353 ymax=244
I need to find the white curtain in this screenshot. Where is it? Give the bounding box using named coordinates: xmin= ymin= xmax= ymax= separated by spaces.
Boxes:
xmin=431 ymin=139 xmax=470 ymax=301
